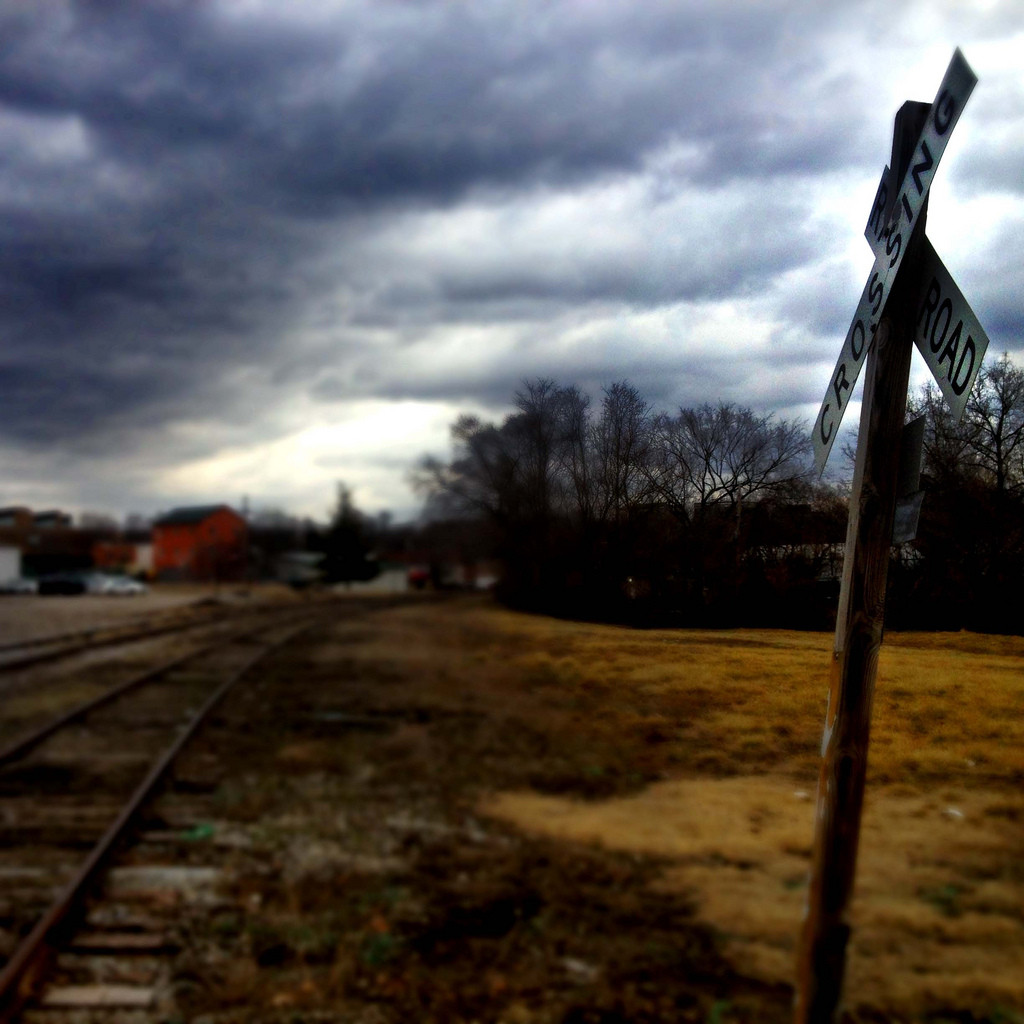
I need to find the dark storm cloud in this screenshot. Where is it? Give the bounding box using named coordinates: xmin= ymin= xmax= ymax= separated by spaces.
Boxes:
xmin=0 ymin=0 xmax=1019 ymax=516
xmin=0 ymin=0 xmax=829 ymax=451
xmin=0 ymin=1 xmax=802 ymax=208
xmin=3 ymin=0 xmax=850 ymax=451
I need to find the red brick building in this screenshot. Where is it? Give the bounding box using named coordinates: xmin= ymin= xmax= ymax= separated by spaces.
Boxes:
xmin=152 ymin=505 xmax=247 ymax=581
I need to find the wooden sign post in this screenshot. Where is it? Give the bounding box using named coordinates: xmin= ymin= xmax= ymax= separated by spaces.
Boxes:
xmin=796 ymin=51 xmax=988 ymax=1023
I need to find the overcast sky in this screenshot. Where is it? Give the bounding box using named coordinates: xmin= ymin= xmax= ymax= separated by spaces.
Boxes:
xmin=1 ymin=1 xmax=1022 ymax=523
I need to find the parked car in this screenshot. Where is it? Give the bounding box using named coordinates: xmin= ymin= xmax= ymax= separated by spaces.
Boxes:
xmin=82 ymin=572 xmax=116 ymax=595
xmin=35 ymin=571 xmax=147 ymax=596
xmin=105 ymin=575 xmax=147 ymax=596
xmin=37 ymin=573 xmax=88 ymax=595
xmin=0 ymin=577 xmax=38 ymax=595
xmin=80 ymin=572 xmax=147 ymax=596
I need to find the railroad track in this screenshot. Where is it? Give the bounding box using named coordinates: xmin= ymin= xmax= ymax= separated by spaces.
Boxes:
xmin=0 ymin=609 xmax=326 ymax=1022
xmin=0 ymin=598 xmax=321 ymax=676
xmin=0 ymin=600 xmax=338 ymax=757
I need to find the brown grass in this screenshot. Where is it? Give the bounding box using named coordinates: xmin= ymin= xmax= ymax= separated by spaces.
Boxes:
xmin=348 ymin=598 xmax=1024 ymax=1018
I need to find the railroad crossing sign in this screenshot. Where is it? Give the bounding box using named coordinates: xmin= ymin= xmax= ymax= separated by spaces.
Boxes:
xmin=798 ymin=50 xmax=991 ymax=1024
xmin=864 ymin=170 xmax=990 ymax=423
xmin=812 ymin=48 xmax=987 ymax=474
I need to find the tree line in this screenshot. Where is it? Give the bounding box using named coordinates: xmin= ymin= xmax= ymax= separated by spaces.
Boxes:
xmin=417 ymin=353 xmax=1024 ymax=632
xmin=896 ymin=353 xmax=1024 ymax=632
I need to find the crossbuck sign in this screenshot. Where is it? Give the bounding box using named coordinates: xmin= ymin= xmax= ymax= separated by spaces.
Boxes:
xmin=812 ymin=49 xmax=989 ymax=474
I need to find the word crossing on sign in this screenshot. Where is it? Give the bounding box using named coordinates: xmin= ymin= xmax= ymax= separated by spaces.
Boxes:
xmin=864 ymin=177 xmax=991 ymax=422
xmin=864 ymin=164 xmax=895 ymax=255
xmin=875 ymin=49 xmax=977 ymax=294
xmin=812 ymin=49 xmax=978 ymax=474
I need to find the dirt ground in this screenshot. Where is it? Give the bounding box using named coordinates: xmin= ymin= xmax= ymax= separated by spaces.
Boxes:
xmin=138 ymin=595 xmax=1024 ymax=1024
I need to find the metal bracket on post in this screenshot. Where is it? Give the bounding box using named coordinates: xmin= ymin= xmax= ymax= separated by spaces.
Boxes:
xmin=893 ymin=416 xmax=926 ymax=544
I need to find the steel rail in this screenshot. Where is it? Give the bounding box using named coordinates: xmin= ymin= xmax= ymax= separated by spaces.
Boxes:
xmin=0 ymin=615 xmax=295 ymax=768
xmin=0 ymin=596 xmax=339 ymax=674
xmin=0 ymin=614 xmax=227 ymax=675
xmin=0 ymin=606 xmax=196 ymax=654
xmin=0 ymin=616 xmax=321 ymax=1022
xmin=0 ymin=601 xmax=286 ymax=675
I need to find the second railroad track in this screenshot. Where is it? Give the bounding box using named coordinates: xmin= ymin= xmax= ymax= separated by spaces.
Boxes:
xmin=0 ymin=608 xmax=326 ymax=1021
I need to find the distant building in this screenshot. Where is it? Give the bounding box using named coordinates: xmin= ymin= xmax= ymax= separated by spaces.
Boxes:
xmin=0 ymin=507 xmax=32 ymax=530
xmin=131 ymin=542 xmax=154 ymax=577
xmin=0 ymin=506 xmax=88 ymax=576
xmin=90 ymin=539 xmax=154 ymax=578
xmin=0 ymin=545 xmax=20 ymax=581
xmin=33 ymin=510 xmax=73 ymax=529
xmin=92 ymin=540 xmax=134 ymax=572
xmin=152 ymin=505 xmax=247 ymax=581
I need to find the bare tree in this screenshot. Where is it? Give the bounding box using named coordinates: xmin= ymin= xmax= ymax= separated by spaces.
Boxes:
xmin=417 ymin=379 xmax=655 ymax=530
xmin=908 ymin=380 xmax=979 ymax=487
xmin=551 ymin=384 xmax=595 ymax=524
xmin=966 ymin=352 xmax=1024 ymax=494
xmin=909 ymin=352 xmax=1024 ymax=493
xmin=415 ymin=385 xmax=817 ymax=621
xmin=510 ymin=378 xmax=564 ymax=523
xmin=592 ymin=381 xmax=653 ymax=521
xmin=649 ymin=402 xmax=810 ymax=524
xmin=414 ymin=414 xmax=522 ymax=522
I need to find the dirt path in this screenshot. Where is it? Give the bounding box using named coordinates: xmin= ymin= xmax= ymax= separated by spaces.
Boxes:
xmin=139 ymin=598 xmax=789 ymax=1024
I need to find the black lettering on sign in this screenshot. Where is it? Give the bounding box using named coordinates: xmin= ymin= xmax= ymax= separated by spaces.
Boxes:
xmin=851 ymin=320 xmax=866 ymax=361
xmin=930 ymin=297 xmax=953 ymax=355
xmin=934 ymin=89 xmax=956 ymax=134
xmin=868 ymin=272 xmax=884 ymax=317
xmin=938 ymin=319 xmax=963 ymax=376
xmin=912 ymin=141 xmax=934 ymax=194
xmin=833 ymin=363 xmax=851 ymax=408
xmin=917 ymin=277 xmax=941 ymax=336
xmin=901 ymin=193 xmax=914 ymax=225
xmin=952 ymin=335 xmax=977 ymax=395
xmin=886 ymin=227 xmax=902 ymax=269
xmin=820 ymin=403 xmax=833 ymax=444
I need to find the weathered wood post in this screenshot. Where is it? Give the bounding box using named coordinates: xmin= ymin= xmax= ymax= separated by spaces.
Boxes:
xmin=796 ymin=47 xmax=987 ymax=1022
xmin=794 ymin=39 xmax=995 ymax=1015
xmin=795 ymin=101 xmax=928 ymax=1023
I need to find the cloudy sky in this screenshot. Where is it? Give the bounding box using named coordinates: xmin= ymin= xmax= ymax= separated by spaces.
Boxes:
xmin=1 ymin=1 xmax=1022 ymax=523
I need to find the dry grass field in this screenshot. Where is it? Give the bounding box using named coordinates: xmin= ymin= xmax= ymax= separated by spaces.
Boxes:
xmin=33 ymin=593 xmax=1018 ymax=1022
xmin=314 ymin=597 xmax=1024 ymax=1021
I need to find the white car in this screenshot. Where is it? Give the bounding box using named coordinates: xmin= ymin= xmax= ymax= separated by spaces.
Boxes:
xmin=82 ymin=572 xmax=117 ymax=595
xmin=106 ymin=576 xmax=147 ymax=596
xmin=82 ymin=573 xmax=147 ymax=596
xmin=0 ymin=577 xmax=38 ymax=595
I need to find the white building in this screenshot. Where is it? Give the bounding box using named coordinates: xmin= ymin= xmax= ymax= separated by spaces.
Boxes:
xmin=0 ymin=545 xmax=21 ymax=581
xmin=130 ymin=542 xmax=154 ymax=576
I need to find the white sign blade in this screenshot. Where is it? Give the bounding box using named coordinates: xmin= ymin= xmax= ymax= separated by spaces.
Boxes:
xmin=913 ymin=239 xmax=990 ymax=420
xmin=813 ymin=49 xmax=978 ymax=472
xmin=875 ymin=49 xmax=977 ymax=296
xmin=865 ymin=165 xmax=893 ymax=257
xmin=812 ymin=270 xmax=883 ymax=474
